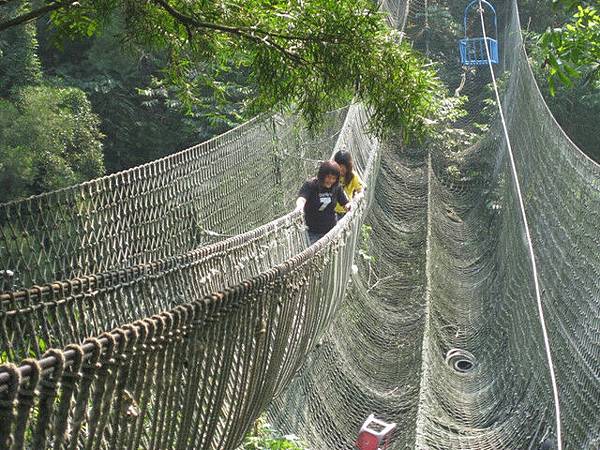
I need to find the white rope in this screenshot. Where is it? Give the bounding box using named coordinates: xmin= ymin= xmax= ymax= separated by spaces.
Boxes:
xmin=414 ymin=152 xmax=434 ymax=447
xmin=476 ymin=2 xmax=562 ymax=448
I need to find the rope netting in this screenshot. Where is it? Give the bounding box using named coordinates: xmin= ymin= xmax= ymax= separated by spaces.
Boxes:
xmin=0 ymin=110 xmax=346 ymax=291
xmin=271 ymin=1 xmax=599 ymax=449
xmin=271 ymin=143 xmax=430 ymax=449
xmin=0 ymin=0 xmax=599 ymax=449
xmin=0 ymin=104 xmax=380 ymax=449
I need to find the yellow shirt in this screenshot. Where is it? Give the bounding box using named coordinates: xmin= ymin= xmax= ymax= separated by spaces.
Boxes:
xmin=335 ymin=173 xmax=364 ymax=214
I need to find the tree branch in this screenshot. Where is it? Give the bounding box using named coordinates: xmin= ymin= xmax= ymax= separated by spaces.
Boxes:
xmin=152 ymin=0 xmax=338 ymax=43
xmin=0 ymin=0 xmax=77 ymax=32
xmin=0 ymin=0 xmax=341 ymax=66
xmin=150 ymin=0 xmax=309 ymax=65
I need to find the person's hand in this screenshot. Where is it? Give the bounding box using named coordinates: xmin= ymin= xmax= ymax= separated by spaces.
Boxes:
xmin=295 ymin=197 xmax=307 ymax=212
xmin=345 ymin=202 xmax=352 ymax=212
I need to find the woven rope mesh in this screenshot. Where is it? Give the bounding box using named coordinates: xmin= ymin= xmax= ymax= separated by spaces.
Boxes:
xmin=270 ymin=0 xmax=600 ymax=449
xmin=0 ymin=0 xmax=599 ymax=449
xmin=0 ymin=104 xmax=382 ymax=449
xmin=0 ymin=110 xmax=346 ymax=290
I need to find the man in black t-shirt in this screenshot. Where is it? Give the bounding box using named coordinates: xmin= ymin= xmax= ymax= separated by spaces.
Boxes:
xmin=295 ymin=160 xmax=351 ymax=245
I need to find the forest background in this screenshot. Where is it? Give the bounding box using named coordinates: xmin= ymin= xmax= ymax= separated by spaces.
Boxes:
xmin=0 ymin=0 xmax=598 ymax=204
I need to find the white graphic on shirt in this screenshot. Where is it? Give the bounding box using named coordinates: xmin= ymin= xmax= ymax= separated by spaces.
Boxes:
xmin=318 ymin=193 xmax=332 ymax=211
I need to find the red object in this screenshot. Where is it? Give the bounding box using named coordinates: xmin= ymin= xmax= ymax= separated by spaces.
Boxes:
xmin=356 ymin=431 xmax=381 ymax=450
xmin=355 ymin=414 xmax=396 ymax=450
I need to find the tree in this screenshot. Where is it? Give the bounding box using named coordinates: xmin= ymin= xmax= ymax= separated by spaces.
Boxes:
xmin=0 ymin=0 xmax=445 ymax=140
xmin=0 ymin=0 xmax=42 ymax=96
xmin=538 ymin=0 xmax=600 ymax=93
xmin=0 ymin=86 xmax=105 ymax=202
xmin=38 ymin=14 xmax=208 ymax=172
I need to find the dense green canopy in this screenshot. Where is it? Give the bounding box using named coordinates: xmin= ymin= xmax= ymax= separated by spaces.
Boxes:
xmin=539 ymin=0 xmax=600 ymax=92
xmin=1 ymin=0 xmax=445 ymax=139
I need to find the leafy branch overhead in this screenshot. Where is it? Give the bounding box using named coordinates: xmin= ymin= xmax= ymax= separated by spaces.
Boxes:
xmin=0 ymin=0 xmax=444 ymax=140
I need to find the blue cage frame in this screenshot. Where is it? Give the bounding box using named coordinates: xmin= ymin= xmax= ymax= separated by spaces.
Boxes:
xmin=459 ymin=0 xmax=499 ymax=66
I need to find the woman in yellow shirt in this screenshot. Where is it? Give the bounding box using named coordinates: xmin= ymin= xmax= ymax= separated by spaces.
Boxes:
xmin=334 ymin=150 xmax=364 ymax=219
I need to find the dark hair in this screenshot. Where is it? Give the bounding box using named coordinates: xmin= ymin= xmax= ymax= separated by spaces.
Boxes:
xmin=333 ymin=150 xmax=355 ymax=185
xmin=317 ymin=160 xmax=341 ymax=184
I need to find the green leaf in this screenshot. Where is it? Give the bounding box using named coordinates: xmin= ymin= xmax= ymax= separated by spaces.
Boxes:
xmin=549 ymin=76 xmax=557 ymax=96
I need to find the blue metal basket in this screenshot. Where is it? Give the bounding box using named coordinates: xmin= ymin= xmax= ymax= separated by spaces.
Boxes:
xmin=459 ymin=0 xmax=499 ymax=66
xmin=459 ymin=36 xmax=499 ymax=65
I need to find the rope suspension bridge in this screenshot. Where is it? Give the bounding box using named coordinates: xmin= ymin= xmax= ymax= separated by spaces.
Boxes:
xmin=0 ymin=0 xmax=598 ymax=449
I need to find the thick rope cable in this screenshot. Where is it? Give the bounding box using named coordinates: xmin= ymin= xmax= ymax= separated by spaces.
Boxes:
xmin=414 ymin=152 xmax=434 ymax=445
xmin=477 ymin=2 xmax=563 ymax=448
xmin=0 ymin=103 xmax=378 ymax=449
xmin=2 ymin=1 xmax=598 ymax=445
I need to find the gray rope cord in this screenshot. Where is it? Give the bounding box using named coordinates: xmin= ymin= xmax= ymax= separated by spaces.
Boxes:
xmin=13 ymin=358 xmax=40 ymax=449
xmin=272 ymin=2 xmax=599 ymax=450
xmin=0 ymin=4 xmax=598 ymax=445
xmin=0 ymin=109 xmax=346 ymax=289
xmin=33 ymin=349 xmax=65 ymax=449
xmin=66 ymin=338 xmax=101 ymax=450
xmin=0 ymin=363 xmax=20 ymax=449
xmin=477 ymin=2 xmax=562 ymax=447
xmin=52 ymin=344 xmax=84 ymax=450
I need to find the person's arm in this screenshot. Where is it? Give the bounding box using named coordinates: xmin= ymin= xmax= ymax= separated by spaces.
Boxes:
xmin=337 ymin=186 xmax=351 ymax=211
xmin=295 ymin=196 xmax=307 ymax=212
xmin=295 ymin=181 xmax=311 ymax=212
xmin=353 ymin=190 xmax=365 ymax=204
xmin=351 ymin=174 xmax=365 ymax=205
xmin=354 ymin=173 xmax=365 ymax=195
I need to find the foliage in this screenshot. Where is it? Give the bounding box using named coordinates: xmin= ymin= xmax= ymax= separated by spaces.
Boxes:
xmin=426 ymin=93 xmax=480 ymax=151
xmin=241 ymin=416 xmax=307 ymax=450
xmin=1 ymin=0 xmax=445 ymax=140
xmin=411 ymin=3 xmax=463 ymax=81
xmin=355 ymin=29 xmax=443 ymax=141
xmin=37 ymin=11 xmax=244 ymax=172
xmin=0 ymin=86 xmax=104 ymax=202
xmin=520 ymin=1 xmax=600 ymax=162
xmin=538 ymin=0 xmax=600 ymax=93
xmin=0 ymin=1 xmax=42 ymax=96
xmin=529 ymin=44 xmax=600 ymax=162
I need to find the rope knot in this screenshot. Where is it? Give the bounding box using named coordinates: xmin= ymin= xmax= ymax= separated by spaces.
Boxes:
xmin=82 ymin=337 xmax=102 ymax=371
xmin=63 ymin=344 xmax=84 ymax=383
xmin=18 ymin=358 xmax=41 ymax=401
xmin=0 ymin=363 xmax=20 ymax=405
xmin=40 ymin=349 xmax=65 ymax=389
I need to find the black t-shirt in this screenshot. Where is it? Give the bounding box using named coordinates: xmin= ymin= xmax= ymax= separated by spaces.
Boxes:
xmin=299 ymin=178 xmax=349 ymax=234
